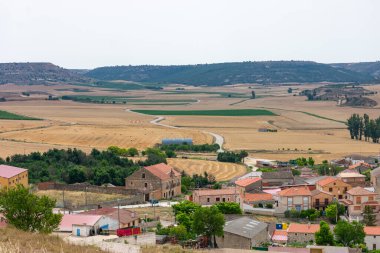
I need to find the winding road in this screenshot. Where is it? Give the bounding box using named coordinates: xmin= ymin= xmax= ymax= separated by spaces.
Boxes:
xmin=126 ymin=109 xmax=224 ymax=152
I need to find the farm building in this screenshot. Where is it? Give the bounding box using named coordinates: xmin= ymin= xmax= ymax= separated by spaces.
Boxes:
xmin=192 ymin=188 xmax=239 ymax=205
xmin=216 ymin=217 xmax=268 ymax=249
xmin=58 ymin=214 xmax=116 ymax=236
xmin=161 ymin=138 xmax=193 ymax=145
xmin=287 ymin=223 xmax=320 ymax=244
xmin=261 ymin=171 xmax=294 ymax=187
xmin=0 ymin=165 xmax=28 ymax=190
xmin=80 ymin=207 xmax=140 ymax=230
xmin=125 ymin=163 xmax=181 ymax=201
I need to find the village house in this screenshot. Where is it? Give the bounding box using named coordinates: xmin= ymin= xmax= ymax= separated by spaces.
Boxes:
xmin=364 ymin=226 xmax=380 ymax=251
xmin=0 ymin=165 xmax=28 ymax=190
xmin=125 ymin=163 xmax=181 ymax=201
xmin=216 ymin=217 xmax=268 ymax=249
xmin=287 ymin=223 xmax=320 ymax=244
xmin=340 ymin=186 xmax=380 ymax=222
xmin=310 ymin=189 xmax=334 ymax=210
xmin=315 ymin=177 xmax=351 ymax=200
xmin=276 ymin=186 xmax=312 ymax=213
xmin=336 ymin=169 xmax=366 ymax=187
xmin=261 ymin=171 xmax=294 ymax=187
xmin=192 ymin=188 xmax=239 ymax=205
xmin=80 ymin=207 xmax=140 ymax=230
xmin=349 ymin=162 xmax=373 ymax=174
xmin=58 ymin=214 xmax=114 ymax=237
xmin=234 ymin=177 xmax=262 ymax=195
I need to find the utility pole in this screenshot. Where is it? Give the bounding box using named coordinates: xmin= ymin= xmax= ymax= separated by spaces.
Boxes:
xmin=118 ymin=199 xmax=121 ymax=229
xmin=85 ymin=186 xmax=88 ymax=210
xmin=62 ymin=189 xmax=65 ymax=214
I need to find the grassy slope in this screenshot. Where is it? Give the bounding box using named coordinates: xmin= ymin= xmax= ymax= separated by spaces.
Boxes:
xmin=0 ymin=227 xmax=105 ymax=253
xmin=0 ymin=110 xmax=40 ymax=120
xmin=132 ymin=109 xmax=276 ymax=116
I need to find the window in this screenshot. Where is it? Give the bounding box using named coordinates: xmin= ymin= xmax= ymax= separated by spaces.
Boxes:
xmin=374 ymin=244 xmax=377 ymax=250
xmin=144 ymin=183 xmax=148 ymax=188
xmin=216 ymin=197 xmax=220 ymax=202
xmin=207 ymin=198 xmax=210 ymax=203
xmin=316 ymin=199 xmax=320 ymax=206
xmin=222 ymin=198 xmax=226 ymax=202
xmin=142 ymin=173 xmax=145 ymax=179
xmin=354 ymin=206 xmax=361 ymax=210
xmin=295 ymin=233 xmax=298 ymax=236
xmin=338 ymin=195 xmax=343 ymax=199
xmin=324 ymin=198 xmax=329 ymax=205
xmin=356 ymin=197 xmax=361 ymax=204
xmin=329 ymin=188 xmax=333 ymax=192
xmin=369 ymin=196 xmax=374 ymax=201
xmin=334 ymin=182 xmax=336 ymax=185
xmin=287 ymin=198 xmax=293 ymax=207
xmin=344 ymin=187 xmax=348 ymax=192
xmin=130 ymin=182 xmax=133 ymax=185
xmin=374 ymin=236 xmax=376 ymax=239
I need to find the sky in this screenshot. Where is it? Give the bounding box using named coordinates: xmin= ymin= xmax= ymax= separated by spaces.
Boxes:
xmin=0 ymin=0 xmax=379 ymax=69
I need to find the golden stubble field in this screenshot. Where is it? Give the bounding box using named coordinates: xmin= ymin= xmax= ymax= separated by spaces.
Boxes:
xmin=1 ymin=83 xmax=380 ymax=163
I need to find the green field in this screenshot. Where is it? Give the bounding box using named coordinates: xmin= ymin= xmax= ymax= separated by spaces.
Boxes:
xmin=132 ymin=109 xmax=276 ymax=116
xmin=0 ymin=110 xmax=40 ymax=120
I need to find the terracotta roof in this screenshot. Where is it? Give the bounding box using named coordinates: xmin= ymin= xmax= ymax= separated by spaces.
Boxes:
xmin=347 ymin=186 xmax=378 ymax=196
xmin=364 ymin=226 xmax=380 ymax=235
xmin=349 ymin=162 xmax=372 ymax=170
xmin=0 ymin=165 xmax=27 ymax=179
xmin=80 ymin=207 xmax=139 ymax=225
xmin=144 ymin=163 xmax=180 ymax=180
xmin=316 ymin=177 xmax=338 ymax=187
xmin=193 ymin=188 xmax=237 ymax=196
xmin=244 ymin=192 xmax=273 ymax=202
xmin=278 ymin=186 xmax=311 ymax=197
xmin=272 ymin=230 xmax=288 ymax=242
xmin=287 ymin=223 xmax=320 ymax=234
xmin=235 ymin=177 xmax=261 ymax=187
xmin=311 ymin=189 xmax=333 ymax=197
xmin=339 ymin=199 xmax=353 ymax=205
xmin=59 ymin=214 xmax=102 ymax=231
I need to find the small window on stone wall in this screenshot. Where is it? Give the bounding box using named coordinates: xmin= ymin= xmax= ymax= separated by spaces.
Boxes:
xmin=142 ymin=173 xmax=146 ymax=179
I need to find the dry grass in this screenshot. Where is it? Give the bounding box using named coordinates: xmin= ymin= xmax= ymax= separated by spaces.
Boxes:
xmin=35 ymin=190 xmax=128 ymax=207
xmin=0 ymin=227 xmax=105 ymax=253
xmin=132 ymin=206 xmax=174 ymax=222
xmin=141 ymin=245 xmax=199 ymax=253
xmin=168 ymin=158 xmax=247 ymax=182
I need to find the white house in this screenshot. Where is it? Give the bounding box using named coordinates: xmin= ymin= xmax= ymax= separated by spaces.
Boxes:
xmin=364 ymin=226 xmax=380 ymax=251
xmin=59 ymin=214 xmax=118 ymax=236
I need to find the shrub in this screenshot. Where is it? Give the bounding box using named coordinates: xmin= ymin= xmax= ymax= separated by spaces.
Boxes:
xmin=265 ymin=203 xmax=273 ymax=209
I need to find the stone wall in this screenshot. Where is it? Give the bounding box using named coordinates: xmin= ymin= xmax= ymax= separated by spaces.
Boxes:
xmin=288 ymin=232 xmax=315 ymax=244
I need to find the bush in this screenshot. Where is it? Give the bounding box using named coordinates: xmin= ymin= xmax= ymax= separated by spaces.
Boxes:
xmin=214 ymin=202 xmax=242 ymax=214
xmin=265 ymin=203 xmax=273 ymax=209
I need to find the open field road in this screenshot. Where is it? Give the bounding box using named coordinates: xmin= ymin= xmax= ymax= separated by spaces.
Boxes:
xmin=127 ymin=109 xmax=224 ymax=152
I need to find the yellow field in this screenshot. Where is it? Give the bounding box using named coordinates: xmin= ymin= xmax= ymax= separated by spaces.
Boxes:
xmin=1 ymin=83 xmax=380 ymax=163
xmin=167 ymin=158 xmax=247 ymax=181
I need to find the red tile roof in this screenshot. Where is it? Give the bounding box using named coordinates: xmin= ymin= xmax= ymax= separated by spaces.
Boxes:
xmin=244 ymin=192 xmax=273 ymax=202
xmin=278 ymin=186 xmax=311 ymax=197
xmin=316 ymin=177 xmax=338 ymax=187
xmin=349 ymin=162 xmax=372 ymax=170
xmin=0 ymin=165 xmax=27 ymax=179
xmin=144 ymin=163 xmax=180 ymax=180
xmin=272 ymin=230 xmax=288 ymax=242
xmin=347 ymin=186 xmax=378 ymax=196
xmin=364 ymin=226 xmax=380 ymax=235
xmin=80 ymin=207 xmax=139 ymax=225
xmin=235 ymin=177 xmax=261 ymax=187
xmin=193 ymin=188 xmax=237 ymax=196
xmin=287 ymin=223 xmax=320 ymax=234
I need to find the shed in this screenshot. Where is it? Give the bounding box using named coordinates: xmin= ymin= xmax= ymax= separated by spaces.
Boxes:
xmin=58 ymin=214 xmax=114 ymax=237
xmin=216 ymin=216 xmax=268 ymax=249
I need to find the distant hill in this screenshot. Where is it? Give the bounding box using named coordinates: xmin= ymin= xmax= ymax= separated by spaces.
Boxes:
xmin=85 ymin=61 xmax=375 ymax=86
xmin=331 ymin=62 xmax=380 ymax=80
xmin=0 ymin=62 xmax=91 ymax=85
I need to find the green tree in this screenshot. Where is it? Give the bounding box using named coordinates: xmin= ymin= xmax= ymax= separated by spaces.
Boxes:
xmin=214 ymin=202 xmax=242 ymax=214
xmin=128 ymin=148 xmax=139 ymax=157
xmin=315 ymin=221 xmax=334 ymax=246
xmin=176 ymin=212 xmax=193 ymax=231
xmin=363 ymin=205 xmax=376 ymax=226
xmin=325 ymin=203 xmax=338 ymax=223
xmin=169 ymin=225 xmax=189 ymax=241
xmin=334 ymin=221 xmax=365 ymax=247
xmin=193 ymin=206 xmax=225 ymax=248
xmin=251 ymin=91 xmax=256 ymax=99
xmin=0 ymin=185 xmax=62 ymax=233
xmin=144 ymin=148 xmax=167 ymax=165
xmin=172 ymin=200 xmax=200 ymax=216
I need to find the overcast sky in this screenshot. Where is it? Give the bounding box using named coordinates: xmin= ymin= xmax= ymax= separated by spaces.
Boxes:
xmin=0 ymin=0 xmax=379 ymax=69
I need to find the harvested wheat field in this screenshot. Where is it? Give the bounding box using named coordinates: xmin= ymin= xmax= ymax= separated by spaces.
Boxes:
xmin=168 ymin=158 xmax=247 ymax=181
xmin=35 ymin=190 xmax=128 ymax=207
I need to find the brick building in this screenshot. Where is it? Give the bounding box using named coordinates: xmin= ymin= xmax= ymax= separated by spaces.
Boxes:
xmin=315 ymin=177 xmax=351 ymax=200
xmin=125 ymin=163 xmax=181 ymax=201
xmin=192 ymin=188 xmax=239 ymax=205
xmin=311 ymin=189 xmax=334 ymax=210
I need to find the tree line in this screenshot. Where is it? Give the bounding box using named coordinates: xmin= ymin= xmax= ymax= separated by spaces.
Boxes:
xmin=347 ymin=113 xmax=380 ymax=143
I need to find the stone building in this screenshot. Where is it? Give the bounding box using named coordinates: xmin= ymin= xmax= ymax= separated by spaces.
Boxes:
xmin=192 ymin=188 xmax=239 ymax=205
xmin=216 ymin=217 xmax=268 ymax=249
xmin=261 ymin=171 xmax=294 ymax=187
xmin=125 ymin=163 xmax=181 ymax=201
xmin=287 ymin=223 xmax=320 ymax=244
xmin=315 ymin=177 xmax=351 ymax=200
xmin=235 ymin=177 xmax=262 ymax=195
xmin=364 ymin=226 xmax=380 ymax=251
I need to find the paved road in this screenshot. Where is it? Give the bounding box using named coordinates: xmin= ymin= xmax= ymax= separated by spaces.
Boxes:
xmin=126 ymin=109 xmax=224 ymax=152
